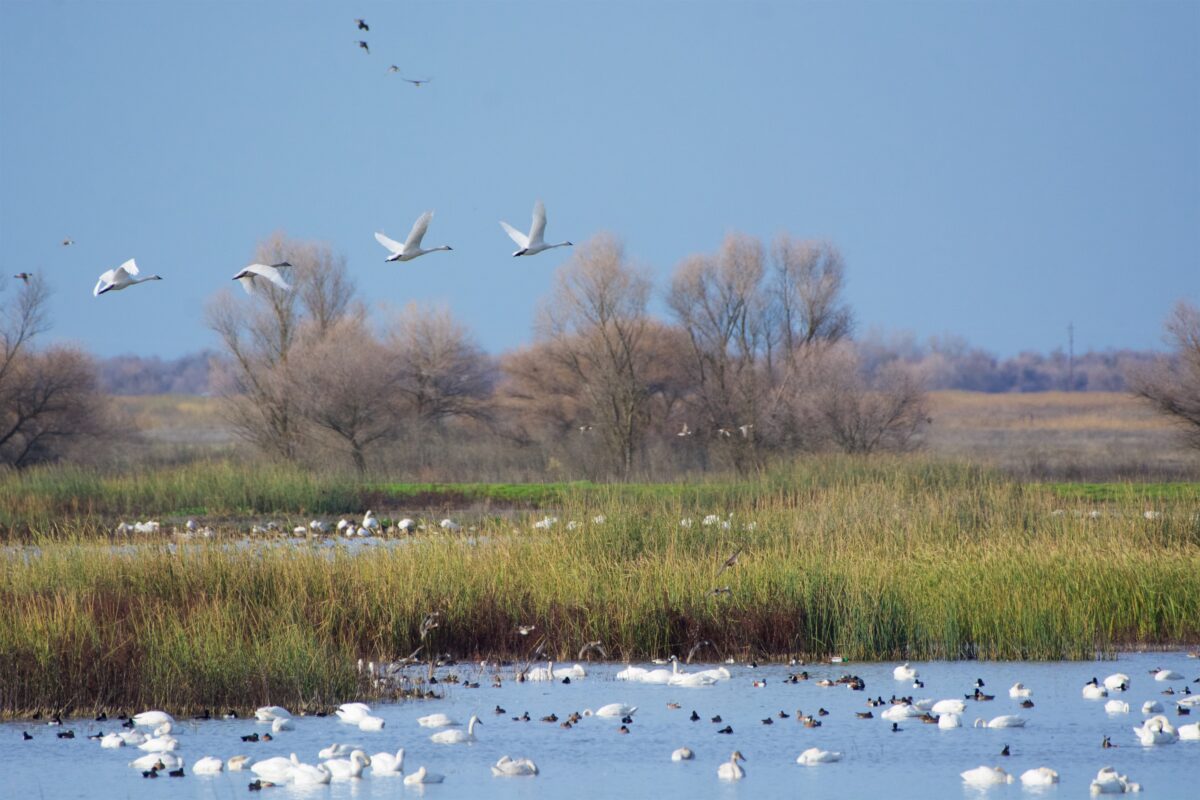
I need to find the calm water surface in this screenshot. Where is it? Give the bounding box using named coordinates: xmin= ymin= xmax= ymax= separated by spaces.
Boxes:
xmin=7 ymin=652 xmax=1198 ymax=799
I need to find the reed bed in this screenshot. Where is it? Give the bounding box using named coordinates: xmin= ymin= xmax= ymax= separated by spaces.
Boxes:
xmin=1 ymin=458 xmax=1197 ymax=716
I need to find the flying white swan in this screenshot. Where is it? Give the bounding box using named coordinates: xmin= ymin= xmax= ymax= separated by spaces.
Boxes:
xmin=500 ymin=200 xmax=572 ymax=257
xmin=717 ymin=750 xmax=746 ymax=781
xmin=323 ymin=749 xmax=371 ymax=779
xmin=961 ymin=766 xmax=1013 ymax=786
xmin=375 ymin=211 xmax=452 ymax=262
xmin=370 ymin=747 xmax=405 ymax=774
xmin=491 ymin=755 xmax=539 ymax=776
xmin=797 ymin=748 xmax=842 ymax=765
xmin=431 ymin=714 xmax=480 ymax=744
xmin=232 ymin=262 xmax=291 ymax=294
xmin=404 ymin=765 xmax=445 ymax=784
xmin=94 ymin=259 xmax=162 ymax=296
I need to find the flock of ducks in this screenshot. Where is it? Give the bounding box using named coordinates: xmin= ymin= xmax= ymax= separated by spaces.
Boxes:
xmin=26 ymin=658 xmax=1198 ymax=792
xmin=83 ymin=200 xmax=572 ymax=299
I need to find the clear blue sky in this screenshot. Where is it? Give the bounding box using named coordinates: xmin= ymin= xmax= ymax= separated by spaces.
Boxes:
xmin=1 ymin=1 xmax=1196 ymax=359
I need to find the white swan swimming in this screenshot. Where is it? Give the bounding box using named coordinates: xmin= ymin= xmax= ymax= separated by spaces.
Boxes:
xmin=671 ymin=748 xmax=694 ymax=761
xmin=593 ymin=703 xmax=637 ymax=717
xmin=118 ymin=730 xmax=146 ymax=746
xmin=255 ymin=705 xmax=291 ymax=722
xmin=1142 ymin=700 xmax=1163 ymax=714
xmin=371 ymin=747 xmax=405 ymax=774
xmin=192 ymin=756 xmax=223 ymax=774
xmin=404 ymin=765 xmax=445 ymax=784
xmin=94 ymin=259 xmax=162 ymax=296
xmin=893 ymin=662 xmax=919 ymax=681
xmin=1090 ymin=766 xmax=1141 ymax=794
xmin=132 ymin=710 xmax=175 ymax=728
xmin=137 ymin=735 xmax=179 ymax=752
xmin=1178 ymin=721 xmax=1200 ymax=740
xmin=1104 ymin=673 xmax=1131 ymax=691
xmin=129 ymin=752 xmax=183 ymax=771
xmin=251 ymin=753 xmax=299 ymax=782
xmin=717 ymin=750 xmax=746 ymax=780
xmin=931 ymin=699 xmax=966 ymax=715
xmin=432 ymin=714 xmax=480 ymax=744
xmin=323 ymin=749 xmax=371 ymax=779
xmin=1132 ymin=715 xmax=1178 ymax=745
xmin=974 ymin=715 xmax=1026 ymax=728
xmin=491 ymin=755 xmax=539 ymax=776
xmin=232 ymin=262 xmax=291 ymax=294
xmin=1008 ymin=682 xmax=1032 ymax=698
xmin=797 ymin=747 xmax=842 ymax=765
xmin=938 ymin=713 xmax=962 ymax=729
xmin=358 ymin=714 xmax=385 ymax=731
xmin=227 ymin=755 xmax=250 ymax=771
xmin=882 ymin=704 xmax=922 ymax=722
xmin=616 ymin=665 xmax=649 ymax=681
xmin=1105 ymin=700 xmax=1130 ymax=714
xmin=670 ymin=661 xmax=718 ymax=687
xmin=417 ymin=713 xmax=460 ymax=728
xmin=961 ymin=765 xmax=1013 ymax=786
xmin=271 ymin=716 xmax=294 ymax=732
xmin=291 ymin=761 xmax=332 ymax=786
xmin=99 ymin=732 xmax=125 ymax=748
xmin=375 ymin=211 xmax=453 ymax=262
xmin=336 ymin=703 xmax=372 ymax=724
xmin=318 ymin=743 xmax=358 ymax=759
xmin=500 ymin=200 xmax=572 ymax=257
xmin=1154 ymin=668 xmax=1183 ymax=681
xmin=1020 ymin=767 xmax=1059 ymax=786
xmin=152 ymin=721 xmax=173 ymax=736
xmin=1083 ymin=681 xmax=1109 ymax=699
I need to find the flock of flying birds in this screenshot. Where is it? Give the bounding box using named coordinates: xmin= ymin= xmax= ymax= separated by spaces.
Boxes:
xmin=16 ymin=200 xmax=573 ymax=298
xmin=353 ymin=17 xmax=431 ymax=87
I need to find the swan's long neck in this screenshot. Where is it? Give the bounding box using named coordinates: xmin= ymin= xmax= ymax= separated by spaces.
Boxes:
xmin=134 ymin=275 xmax=163 ymax=284
xmin=468 ymin=717 xmax=477 ymax=735
xmin=424 ymin=245 xmax=452 ymax=253
xmin=396 ymin=748 xmax=404 ymax=769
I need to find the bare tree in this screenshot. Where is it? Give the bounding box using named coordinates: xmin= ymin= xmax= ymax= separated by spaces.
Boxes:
xmin=796 ymin=343 xmax=929 ymax=454
xmin=387 ymin=304 xmax=493 ymax=425
xmin=291 ymin=319 xmax=397 ymax=473
xmin=667 ymin=233 xmax=772 ymax=471
xmin=772 ymin=236 xmax=853 ymax=351
xmin=1130 ymin=300 xmax=1200 ymax=448
xmin=206 ymin=233 xmax=355 ymax=461
xmin=538 ymin=234 xmax=655 ymax=476
xmin=0 ymin=276 xmax=107 ymax=468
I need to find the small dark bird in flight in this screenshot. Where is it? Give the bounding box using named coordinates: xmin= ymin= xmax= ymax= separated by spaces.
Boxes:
xmin=403 ymin=76 xmax=432 ymax=87
xmin=13 ymin=272 xmax=31 ymax=282
xmin=356 ymin=19 xmax=369 ymax=31
xmin=388 ymin=65 xmax=401 ymax=73
xmin=357 ymin=41 xmax=370 ymax=54
xmin=62 ymin=238 xmax=74 ymax=246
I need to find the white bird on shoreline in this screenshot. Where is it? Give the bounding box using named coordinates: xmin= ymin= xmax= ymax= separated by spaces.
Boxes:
xmin=232 ymin=262 xmax=291 ymax=294
xmin=94 ymin=259 xmax=162 ymax=296
xmin=500 ymin=200 xmax=572 ymax=257
xmin=375 ymin=211 xmax=453 ymax=262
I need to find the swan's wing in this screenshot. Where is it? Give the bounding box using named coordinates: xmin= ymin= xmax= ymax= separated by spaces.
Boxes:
xmin=245 ymin=263 xmax=292 ymax=291
xmin=500 ymin=220 xmax=529 ymax=249
xmin=529 ymin=200 xmax=547 ymax=246
xmin=374 ymin=231 xmax=404 ymax=255
xmin=118 ymin=258 xmax=139 ymax=277
xmin=93 ymin=270 xmax=116 ymax=296
xmin=235 ymin=275 xmax=255 ymax=295
xmin=405 ymin=211 xmax=433 ymax=248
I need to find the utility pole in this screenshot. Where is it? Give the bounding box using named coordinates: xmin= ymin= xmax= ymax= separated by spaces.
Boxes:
xmin=1067 ymin=322 xmax=1075 ymax=392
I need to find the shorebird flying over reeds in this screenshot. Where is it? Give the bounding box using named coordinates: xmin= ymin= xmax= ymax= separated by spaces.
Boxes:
xmin=716 ymin=545 xmax=742 ymax=577
xmin=420 ymin=611 xmax=441 ymax=639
